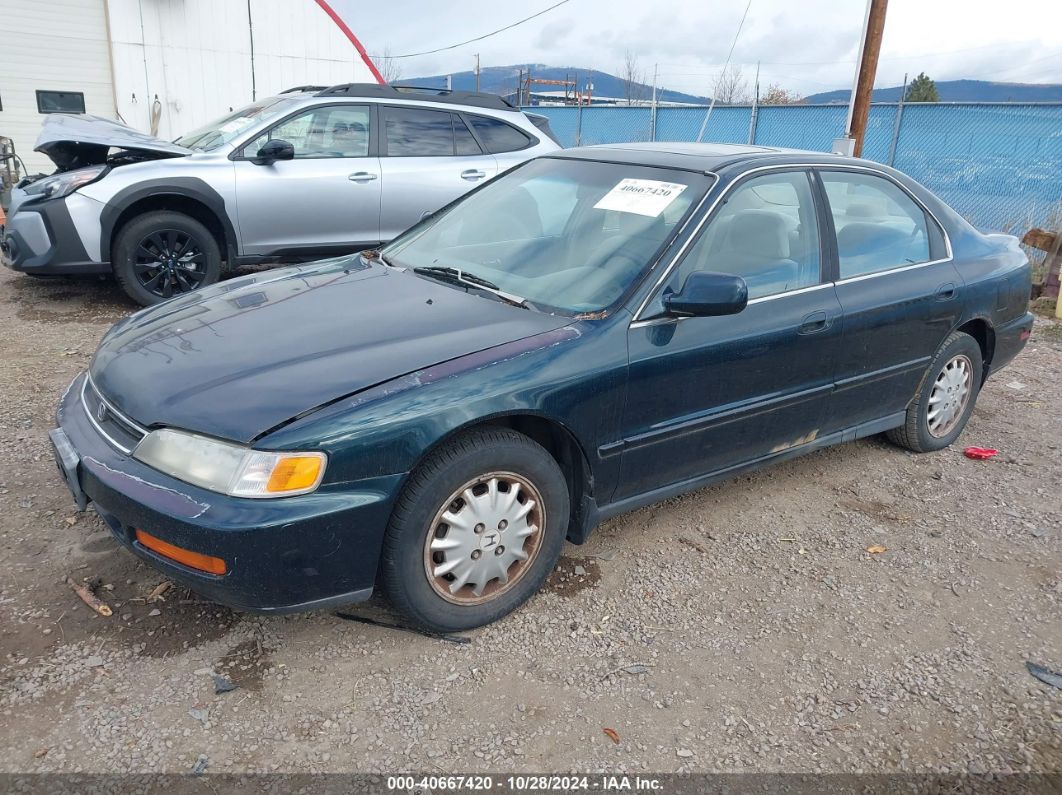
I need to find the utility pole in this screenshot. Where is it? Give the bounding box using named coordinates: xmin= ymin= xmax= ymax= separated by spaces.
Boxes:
xmin=747 ymin=61 xmax=761 ymax=144
xmin=474 ymin=53 xmax=480 ymax=92
xmin=887 ymin=71 xmax=907 ymax=166
xmin=649 ymin=62 xmax=658 ymax=141
xmin=844 ymin=0 xmax=888 ymax=157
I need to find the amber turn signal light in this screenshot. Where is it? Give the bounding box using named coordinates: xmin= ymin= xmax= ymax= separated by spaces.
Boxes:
xmin=266 ymin=455 xmax=324 ymax=494
xmin=135 ymin=529 xmax=227 ymax=575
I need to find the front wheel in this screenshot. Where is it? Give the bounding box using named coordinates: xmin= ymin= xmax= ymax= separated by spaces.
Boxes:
xmin=887 ymin=331 xmax=984 ymax=453
xmin=112 ymin=211 xmax=222 ymax=306
xmin=379 ymin=428 xmax=570 ymax=632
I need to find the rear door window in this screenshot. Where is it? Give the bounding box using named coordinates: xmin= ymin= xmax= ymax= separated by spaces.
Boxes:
xmin=453 ymin=115 xmax=482 ymax=155
xmin=819 ymin=171 xmax=932 ymax=279
xmin=384 ymin=107 xmax=455 ymax=156
xmin=468 ymin=115 xmax=532 ymax=153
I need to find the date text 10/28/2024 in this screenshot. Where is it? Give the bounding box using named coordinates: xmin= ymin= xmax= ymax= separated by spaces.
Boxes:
xmin=387 ymin=775 xmax=664 ymax=792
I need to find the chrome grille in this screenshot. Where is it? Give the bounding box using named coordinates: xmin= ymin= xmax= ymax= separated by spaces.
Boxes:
xmin=82 ymin=376 xmax=147 ymax=454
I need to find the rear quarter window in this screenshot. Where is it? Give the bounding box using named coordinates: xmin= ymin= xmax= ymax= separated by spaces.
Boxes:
xmin=468 ymin=115 xmax=533 ymax=154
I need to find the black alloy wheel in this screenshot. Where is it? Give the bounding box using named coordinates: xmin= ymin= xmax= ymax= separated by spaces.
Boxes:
xmin=134 ymin=229 xmax=209 ymax=299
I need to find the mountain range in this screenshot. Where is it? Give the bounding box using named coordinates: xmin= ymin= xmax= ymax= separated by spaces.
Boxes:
xmin=803 ymin=79 xmax=1062 ymax=103
xmin=407 ymin=65 xmax=1062 ymax=105
xmin=406 ymin=65 xmax=708 ymax=104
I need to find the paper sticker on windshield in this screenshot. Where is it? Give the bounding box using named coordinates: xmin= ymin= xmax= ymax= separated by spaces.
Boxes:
xmin=594 ymin=179 xmax=688 ymax=217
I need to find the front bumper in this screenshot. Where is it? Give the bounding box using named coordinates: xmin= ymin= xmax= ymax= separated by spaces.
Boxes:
xmin=2 ymin=194 xmax=110 ymax=275
xmin=54 ymin=372 xmax=402 ymax=613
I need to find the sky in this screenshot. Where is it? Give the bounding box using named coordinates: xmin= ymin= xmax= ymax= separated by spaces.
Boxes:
xmin=342 ymin=0 xmax=1062 ymax=96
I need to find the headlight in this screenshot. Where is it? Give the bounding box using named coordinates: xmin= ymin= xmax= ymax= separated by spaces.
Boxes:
xmin=132 ymin=428 xmax=326 ymax=498
xmin=24 ymin=165 xmax=108 ymax=200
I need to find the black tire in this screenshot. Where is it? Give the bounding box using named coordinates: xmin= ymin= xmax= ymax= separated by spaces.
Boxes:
xmin=886 ymin=331 xmax=984 ymax=453
xmin=112 ymin=211 xmax=221 ymax=306
xmin=379 ymin=427 xmax=570 ymax=633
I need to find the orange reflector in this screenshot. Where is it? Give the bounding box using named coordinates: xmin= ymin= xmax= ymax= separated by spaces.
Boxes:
xmin=135 ymin=529 xmax=227 ymax=575
xmin=266 ymin=455 xmax=323 ymax=493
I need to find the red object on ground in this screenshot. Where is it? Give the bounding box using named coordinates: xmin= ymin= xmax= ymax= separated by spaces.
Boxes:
xmin=963 ymin=447 xmax=999 ymax=460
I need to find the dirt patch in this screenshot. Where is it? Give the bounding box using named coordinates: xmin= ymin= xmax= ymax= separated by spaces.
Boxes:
xmin=132 ymin=592 xmax=244 ymax=659
xmin=840 ymin=497 xmax=913 ymax=525
xmin=7 ymin=287 xmax=129 ymax=326
xmin=546 ymin=556 xmax=601 ymax=596
xmin=1029 ymin=295 xmax=1057 ymax=318
xmin=215 ymin=639 xmax=272 ymax=691
xmin=1037 ymin=321 xmax=1062 ymax=344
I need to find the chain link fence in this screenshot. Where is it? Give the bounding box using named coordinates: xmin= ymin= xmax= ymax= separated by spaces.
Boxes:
xmin=526 ymin=102 xmax=1062 ymax=240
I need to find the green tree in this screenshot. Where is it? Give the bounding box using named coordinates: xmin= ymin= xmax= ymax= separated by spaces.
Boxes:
xmin=905 ymin=72 xmax=939 ymax=102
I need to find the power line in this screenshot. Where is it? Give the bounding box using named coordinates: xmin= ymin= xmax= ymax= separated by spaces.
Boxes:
xmin=369 ymin=0 xmax=573 ymax=59
xmin=697 ymin=0 xmax=753 ymax=142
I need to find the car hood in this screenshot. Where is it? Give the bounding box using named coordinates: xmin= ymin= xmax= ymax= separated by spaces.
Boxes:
xmin=90 ymin=259 xmax=570 ymax=444
xmin=35 ymin=113 xmax=190 ymax=170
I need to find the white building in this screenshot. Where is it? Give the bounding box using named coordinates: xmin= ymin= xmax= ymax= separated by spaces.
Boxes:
xmin=0 ymin=0 xmax=382 ymax=174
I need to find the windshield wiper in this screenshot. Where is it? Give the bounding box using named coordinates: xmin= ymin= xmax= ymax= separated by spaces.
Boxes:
xmin=413 ymin=266 xmax=527 ymax=308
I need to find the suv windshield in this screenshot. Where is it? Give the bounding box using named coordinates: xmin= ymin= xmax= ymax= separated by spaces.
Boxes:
xmin=175 ymin=96 xmax=303 ymax=151
xmin=382 ymin=158 xmax=710 ymax=314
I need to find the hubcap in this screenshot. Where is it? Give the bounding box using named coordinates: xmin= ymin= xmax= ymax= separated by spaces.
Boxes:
xmin=423 ymin=472 xmax=544 ymax=605
xmin=133 ymin=229 xmax=207 ymax=298
xmin=927 ymin=354 xmax=973 ymax=438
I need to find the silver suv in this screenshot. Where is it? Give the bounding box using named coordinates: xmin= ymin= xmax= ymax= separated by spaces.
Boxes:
xmin=1 ymin=84 xmax=560 ymax=305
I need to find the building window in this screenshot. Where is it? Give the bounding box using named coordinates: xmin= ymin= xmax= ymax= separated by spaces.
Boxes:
xmin=36 ymin=91 xmax=86 ymax=114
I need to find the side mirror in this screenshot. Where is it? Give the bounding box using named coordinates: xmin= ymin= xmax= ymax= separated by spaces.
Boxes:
xmin=665 ymin=271 xmax=748 ymax=318
xmin=252 ymin=139 xmax=295 ymax=165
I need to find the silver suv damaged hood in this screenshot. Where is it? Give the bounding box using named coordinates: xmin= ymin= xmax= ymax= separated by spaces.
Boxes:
xmin=35 ymin=113 xmax=191 ymax=171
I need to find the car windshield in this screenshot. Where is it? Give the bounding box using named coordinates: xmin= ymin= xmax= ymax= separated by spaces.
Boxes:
xmin=174 ymin=96 xmax=303 ymax=151
xmin=381 ymin=158 xmax=711 ymax=314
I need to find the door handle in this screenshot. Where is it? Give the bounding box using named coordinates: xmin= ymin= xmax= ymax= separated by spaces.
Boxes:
xmin=934 ymin=282 xmax=957 ymax=301
xmin=461 ymin=169 xmax=487 ymax=181
xmin=348 ymin=172 xmax=378 ymax=182
xmin=797 ymin=311 xmax=830 ymax=335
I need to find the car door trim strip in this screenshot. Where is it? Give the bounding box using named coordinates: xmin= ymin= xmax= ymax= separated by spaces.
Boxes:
xmin=597 ymin=381 xmax=834 ymax=457
xmin=832 ymin=356 xmax=932 ymax=391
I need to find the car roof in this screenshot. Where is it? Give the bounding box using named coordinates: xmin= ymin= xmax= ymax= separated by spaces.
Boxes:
xmin=547 ymin=142 xmax=855 ymax=172
xmin=278 ymin=83 xmax=519 ymax=112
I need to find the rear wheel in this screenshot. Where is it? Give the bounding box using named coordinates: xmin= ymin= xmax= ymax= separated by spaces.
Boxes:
xmin=886 ymin=331 xmax=983 ymax=453
xmin=379 ymin=428 xmax=569 ymax=632
xmin=112 ymin=211 xmax=221 ymax=306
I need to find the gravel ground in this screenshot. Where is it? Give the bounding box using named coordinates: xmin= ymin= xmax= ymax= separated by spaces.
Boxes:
xmin=0 ymin=267 xmax=1060 ymax=776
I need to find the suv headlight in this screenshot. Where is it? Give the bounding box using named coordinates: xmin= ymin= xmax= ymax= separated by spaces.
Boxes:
xmin=133 ymin=428 xmax=326 ymax=498
xmin=24 ymin=165 xmax=108 ymax=200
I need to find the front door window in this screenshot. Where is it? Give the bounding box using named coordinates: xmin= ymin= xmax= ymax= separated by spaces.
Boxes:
xmin=667 ymin=170 xmax=822 ymax=300
xmin=245 ymin=105 xmax=370 ymax=159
